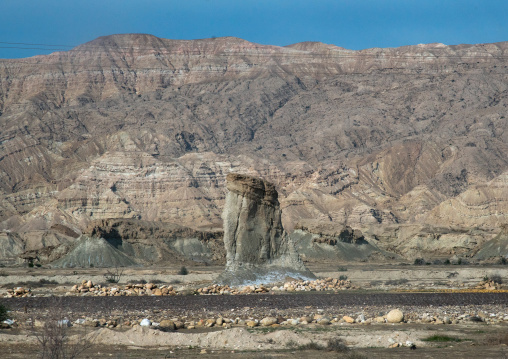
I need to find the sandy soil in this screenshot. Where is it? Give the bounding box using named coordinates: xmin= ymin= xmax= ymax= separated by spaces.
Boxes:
xmin=2 ymin=322 xmax=508 ymax=358
xmin=1 ymin=264 xmax=508 ymax=358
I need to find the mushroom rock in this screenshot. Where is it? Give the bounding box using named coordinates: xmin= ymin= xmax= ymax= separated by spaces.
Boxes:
xmin=217 ymin=173 xmax=315 ymax=285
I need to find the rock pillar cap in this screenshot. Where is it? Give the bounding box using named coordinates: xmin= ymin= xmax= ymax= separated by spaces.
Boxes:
xmin=226 ymin=173 xmax=278 ymax=205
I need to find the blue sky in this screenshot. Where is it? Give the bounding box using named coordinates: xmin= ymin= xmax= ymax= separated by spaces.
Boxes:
xmin=1 ymin=0 xmax=507 ymax=58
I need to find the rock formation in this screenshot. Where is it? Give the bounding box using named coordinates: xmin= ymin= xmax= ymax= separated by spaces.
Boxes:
xmin=290 ymin=221 xmax=397 ymax=262
xmin=474 ymin=225 xmax=508 ymax=261
xmin=217 ymin=173 xmax=314 ymax=285
xmin=86 ymin=218 xmax=225 ymax=264
xmin=51 ymin=235 xmax=138 ymax=268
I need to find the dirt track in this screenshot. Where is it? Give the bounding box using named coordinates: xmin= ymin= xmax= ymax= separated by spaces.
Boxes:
xmin=4 ymin=292 xmax=508 ymax=313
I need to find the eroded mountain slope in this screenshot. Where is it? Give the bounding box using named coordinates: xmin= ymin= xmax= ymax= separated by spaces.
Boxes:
xmin=0 ymin=34 xmax=507 ymax=261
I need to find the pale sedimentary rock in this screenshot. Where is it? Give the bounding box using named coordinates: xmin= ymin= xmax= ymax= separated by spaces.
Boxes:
xmin=217 ymin=173 xmax=314 ymax=285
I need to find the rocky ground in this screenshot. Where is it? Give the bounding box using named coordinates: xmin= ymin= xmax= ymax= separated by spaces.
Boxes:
xmin=1 ymin=264 xmax=508 ymax=358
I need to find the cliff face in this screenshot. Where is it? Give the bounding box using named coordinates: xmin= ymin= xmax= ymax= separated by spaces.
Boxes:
xmin=1 ymin=34 xmax=508 ymax=261
xmin=218 ymin=173 xmax=313 ymax=285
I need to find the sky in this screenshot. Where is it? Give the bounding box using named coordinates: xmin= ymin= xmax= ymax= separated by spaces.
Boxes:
xmin=1 ymin=0 xmax=507 ymax=58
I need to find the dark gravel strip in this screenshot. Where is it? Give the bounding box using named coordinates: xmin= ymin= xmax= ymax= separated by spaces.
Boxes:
xmin=3 ymin=292 xmax=508 ymax=313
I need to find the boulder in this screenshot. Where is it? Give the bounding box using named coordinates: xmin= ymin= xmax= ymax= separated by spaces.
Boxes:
xmin=205 ymin=319 xmax=216 ymax=327
xmin=317 ymin=318 xmax=331 ymax=325
xmin=260 ymin=317 xmax=278 ymax=326
xmin=386 ymin=309 xmax=404 ymax=323
xmin=159 ymin=320 xmax=176 ymax=330
xmin=139 ymin=318 xmax=151 ymax=327
xmin=343 ymin=316 xmax=355 ymax=323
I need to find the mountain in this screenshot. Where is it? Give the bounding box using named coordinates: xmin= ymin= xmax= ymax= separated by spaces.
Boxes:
xmin=0 ymin=34 xmax=507 ymax=263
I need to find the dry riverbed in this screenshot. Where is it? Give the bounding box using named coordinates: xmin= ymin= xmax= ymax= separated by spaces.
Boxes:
xmin=1 ymin=264 xmax=508 ymax=358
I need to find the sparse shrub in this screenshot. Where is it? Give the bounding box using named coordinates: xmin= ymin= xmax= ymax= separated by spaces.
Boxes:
xmin=444 ymin=259 xmax=451 ymax=265
xmin=28 ymin=262 xmax=34 ymax=268
xmin=447 ymin=271 xmax=458 ymax=278
xmin=337 ymin=267 xmax=348 ymax=272
xmin=297 ymin=341 xmax=325 ymax=350
xmin=327 ymin=338 xmax=349 ymax=352
xmin=385 ymin=278 xmax=409 ymax=286
xmin=422 ymin=335 xmax=462 ymax=342
xmin=339 ymin=275 xmax=348 ymax=281
xmin=104 ymin=266 xmax=124 ymax=283
xmin=148 ymin=279 xmax=164 ymax=284
xmin=30 ymin=297 xmax=97 ymax=359
xmin=500 ymin=257 xmax=507 ymax=265
xmin=345 ymin=352 xmax=368 ymax=359
xmin=457 ymin=258 xmax=462 ymax=265
xmin=0 ymin=302 xmax=9 ymax=322
xmin=178 ymin=266 xmax=189 ymax=275
xmin=413 ymin=258 xmax=425 ymax=265
xmin=285 ymin=339 xmax=298 ymax=349
xmin=485 ymin=333 xmax=508 ymax=345
xmin=39 ymin=279 xmax=58 ymax=285
xmin=490 ymin=274 xmax=503 ymax=284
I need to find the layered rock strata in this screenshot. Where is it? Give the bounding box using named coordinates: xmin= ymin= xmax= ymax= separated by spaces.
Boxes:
xmin=1 ymin=35 xmax=508 ymax=263
xmin=217 ymin=173 xmax=314 ymax=285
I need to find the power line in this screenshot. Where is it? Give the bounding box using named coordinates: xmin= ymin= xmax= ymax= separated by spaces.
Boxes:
xmin=0 ymin=40 xmax=507 ymax=60
xmin=0 ymin=41 xmax=74 ymax=47
xmin=1 ymin=38 xmax=507 ymax=51
xmin=0 ymin=46 xmax=74 ymax=51
xmin=1 ymin=46 xmax=507 ymax=60
xmin=0 ymin=57 xmax=506 ymax=74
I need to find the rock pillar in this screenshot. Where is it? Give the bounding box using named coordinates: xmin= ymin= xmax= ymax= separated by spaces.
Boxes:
xmin=217 ymin=173 xmax=314 ymax=285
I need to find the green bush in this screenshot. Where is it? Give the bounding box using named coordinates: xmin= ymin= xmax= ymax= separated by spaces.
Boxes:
xmin=413 ymin=258 xmax=425 ymax=265
xmin=483 ymin=274 xmax=503 ymax=284
xmin=178 ymin=266 xmax=189 ymax=275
